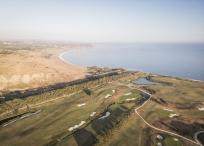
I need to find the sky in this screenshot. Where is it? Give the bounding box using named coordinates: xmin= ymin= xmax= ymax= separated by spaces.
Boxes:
xmin=0 ymin=0 xmax=204 ymax=43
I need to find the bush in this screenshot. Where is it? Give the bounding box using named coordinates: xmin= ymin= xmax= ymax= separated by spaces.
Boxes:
xmin=83 ymin=88 xmax=92 ymax=96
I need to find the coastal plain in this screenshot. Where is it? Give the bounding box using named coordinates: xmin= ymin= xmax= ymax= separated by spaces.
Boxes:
xmin=0 ymin=69 xmax=204 ymax=146
xmin=0 ymin=41 xmax=87 ymax=91
xmin=0 ymin=41 xmax=204 ymax=146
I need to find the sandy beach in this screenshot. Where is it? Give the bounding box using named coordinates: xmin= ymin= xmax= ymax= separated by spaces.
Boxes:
xmin=0 ymin=46 xmax=86 ymax=91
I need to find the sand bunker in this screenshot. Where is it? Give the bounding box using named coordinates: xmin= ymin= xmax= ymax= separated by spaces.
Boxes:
xmin=77 ymin=103 xmax=86 ymax=107
xmin=198 ymin=107 xmax=204 ymax=111
xmin=124 ymin=92 xmax=132 ymax=96
xmin=68 ymin=121 xmax=86 ymax=131
xmin=90 ymin=112 xmax=96 ymax=117
xmin=169 ymin=113 xmax=179 ymax=118
xmin=126 ymin=98 xmax=136 ymax=101
xmin=163 ymin=108 xmax=173 ymax=112
xmin=105 ymin=94 xmax=112 ymax=99
xmin=99 ymin=111 xmax=111 ymax=120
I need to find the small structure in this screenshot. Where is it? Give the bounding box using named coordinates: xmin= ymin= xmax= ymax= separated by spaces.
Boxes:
xmin=156 ymin=134 xmax=164 ymax=140
xmin=173 ymin=138 xmax=179 ymax=141
xmin=112 ymin=90 xmax=115 ymax=94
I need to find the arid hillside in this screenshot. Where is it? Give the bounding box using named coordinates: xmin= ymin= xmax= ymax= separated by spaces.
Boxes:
xmin=0 ymin=41 xmax=88 ymax=91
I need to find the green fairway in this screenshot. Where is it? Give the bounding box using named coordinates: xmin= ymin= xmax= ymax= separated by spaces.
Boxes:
xmin=0 ymin=71 xmax=203 ymax=146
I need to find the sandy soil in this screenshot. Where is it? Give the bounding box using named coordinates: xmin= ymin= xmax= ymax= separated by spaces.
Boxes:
xmin=0 ymin=47 xmax=87 ymax=91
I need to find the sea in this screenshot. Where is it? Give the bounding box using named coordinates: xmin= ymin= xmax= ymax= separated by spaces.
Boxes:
xmin=62 ymin=43 xmax=204 ymax=80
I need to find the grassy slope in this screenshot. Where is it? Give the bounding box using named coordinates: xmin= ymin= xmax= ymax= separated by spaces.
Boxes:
xmin=0 ymin=73 xmax=203 ymax=146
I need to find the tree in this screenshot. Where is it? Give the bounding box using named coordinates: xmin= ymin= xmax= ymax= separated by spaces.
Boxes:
xmin=83 ymin=88 xmax=92 ymax=96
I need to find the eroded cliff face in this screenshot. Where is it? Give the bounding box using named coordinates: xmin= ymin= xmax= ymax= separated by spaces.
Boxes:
xmin=1 ymin=73 xmax=49 ymax=84
xmin=0 ymin=73 xmax=53 ymax=90
xmin=0 ymin=48 xmax=86 ymax=91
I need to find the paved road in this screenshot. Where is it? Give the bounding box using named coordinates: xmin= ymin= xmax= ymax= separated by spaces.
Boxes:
xmin=134 ymin=88 xmax=202 ymax=146
xmin=194 ymin=131 xmax=204 ymax=146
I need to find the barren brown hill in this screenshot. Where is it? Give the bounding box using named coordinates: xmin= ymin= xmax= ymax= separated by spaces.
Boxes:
xmin=0 ymin=43 xmax=87 ymax=91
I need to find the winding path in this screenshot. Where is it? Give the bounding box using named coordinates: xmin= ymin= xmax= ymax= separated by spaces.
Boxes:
xmin=135 ymin=88 xmax=202 ymax=146
xmin=0 ymin=92 xmax=78 ymax=117
xmin=194 ymin=131 xmax=204 ymax=146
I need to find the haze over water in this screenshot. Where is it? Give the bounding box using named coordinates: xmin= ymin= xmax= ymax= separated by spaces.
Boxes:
xmin=63 ymin=43 xmax=204 ymax=80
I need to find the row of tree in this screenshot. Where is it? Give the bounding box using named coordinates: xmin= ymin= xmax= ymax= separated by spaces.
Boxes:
xmin=0 ymin=72 xmax=129 ymax=115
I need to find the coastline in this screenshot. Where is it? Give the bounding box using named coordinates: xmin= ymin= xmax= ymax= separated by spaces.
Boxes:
xmin=58 ymin=50 xmax=84 ymax=67
xmin=58 ymin=51 xmax=204 ymax=83
xmin=150 ymin=74 xmax=204 ymax=83
xmin=0 ymin=48 xmax=87 ymax=91
xmin=58 ymin=52 xmax=69 ymax=64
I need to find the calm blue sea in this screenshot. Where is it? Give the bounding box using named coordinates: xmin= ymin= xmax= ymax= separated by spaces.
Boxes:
xmin=63 ymin=43 xmax=204 ymax=80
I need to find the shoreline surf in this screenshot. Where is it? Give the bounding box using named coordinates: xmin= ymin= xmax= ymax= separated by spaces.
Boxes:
xmin=59 ymin=50 xmax=204 ymax=83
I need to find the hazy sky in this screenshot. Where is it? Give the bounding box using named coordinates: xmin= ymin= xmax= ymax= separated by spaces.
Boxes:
xmin=0 ymin=0 xmax=204 ymax=43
